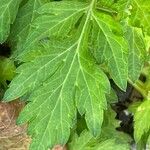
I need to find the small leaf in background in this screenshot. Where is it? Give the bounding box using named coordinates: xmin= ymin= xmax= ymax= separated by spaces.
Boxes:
xmin=69 ymin=102 xmax=131 ymax=150
xmin=0 ymin=57 xmax=16 ymax=87
xmin=68 ymin=129 xmax=130 ymax=150
xmin=96 ymin=0 xmax=131 ymax=20
xmin=94 ymin=139 xmax=130 ymax=150
xmin=130 ymin=0 xmax=150 ymax=36
xmin=68 ymin=130 xmax=97 ymax=150
xmin=0 ymin=0 xmax=22 ymax=43
xmin=106 ymin=88 xmax=118 ymax=104
xmin=128 ymin=101 xmax=142 ymax=114
xmin=101 ymin=108 xmax=131 ymax=143
xmin=134 ymin=100 xmax=150 ymax=142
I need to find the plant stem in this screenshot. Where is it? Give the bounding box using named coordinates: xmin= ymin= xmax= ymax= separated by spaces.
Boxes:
xmin=128 ymin=78 xmax=147 ymax=98
xmin=96 ymin=6 xmax=118 ymax=15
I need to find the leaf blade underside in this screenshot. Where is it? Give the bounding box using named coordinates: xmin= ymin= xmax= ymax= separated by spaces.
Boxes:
xmin=125 ymin=26 xmax=146 ymax=82
xmin=4 ymin=1 xmax=110 ymax=149
xmin=90 ymin=12 xmax=128 ymax=90
xmin=3 ymin=0 xmax=147 ymax=149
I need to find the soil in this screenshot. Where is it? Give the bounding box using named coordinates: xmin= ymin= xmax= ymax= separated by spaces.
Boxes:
xmin=0 ymin=100 xmax=30 ymax=150
xmin=0 ymin=100 xmax=67 ymax=150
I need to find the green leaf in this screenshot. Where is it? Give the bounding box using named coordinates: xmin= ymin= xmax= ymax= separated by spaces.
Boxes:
xmin=94 ymin=139 xmax=129 ymax=150
xmin=69 ymin=130 xmax=130 ymax=150
xmin=134 ymin=100 xmax=150 ymax=142
xmin=90 ymin=12 xmax=128 ymax=90
xmin=73 ymin=106 xmax=131 ymax=149
xmin=4 ymin=1 xmax=110 ymax=149
xmin=0 ymin=0 xmax=22 ymax=43
xmin=68 ymin=130 xmax=97 ymax=150
xmin=0 ymin=57 xmax=16 ymax=87
xmin=102 ymin=107 xmax=131 ymax=143
xmin=8 ymin=0 xmax=49 ymax=55
xmin=96 ymin=0 xmax=131 ymax=19
xmin=130 ymin=0 xmax=150 ymax=35
xmin=102 ymin=107 xmax=119 ymax=130
xmin=128 ymin=101 xmax=142 ymax=114
xmin=106 ymin=88 xmax=118 ymax=104
xmin=1 ymin=0 xmax=149 ymax=149
xmin=125 ymin=26 xmax=146 ymax=82
xmin=14 ymin=1 xmax=88 ymax=60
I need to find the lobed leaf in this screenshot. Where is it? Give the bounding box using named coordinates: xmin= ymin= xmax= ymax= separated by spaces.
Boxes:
xmin=134 ymin=100 xmax=150 ymax=142
xmin=4 ymin=1 xmax=110 ymax=149
xmin=69 ymin=130 xmax=130 ymax=150
xmin=68 ymin=131 xmax=96 ymax=150
xmin=3 ymin=0 xmax=145 ymax=149
xmin=94 ymin=139 xmax=129 ymax=150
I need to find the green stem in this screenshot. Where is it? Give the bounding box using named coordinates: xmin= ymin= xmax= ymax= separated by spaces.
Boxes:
xmin=96 ymin=6 xmax=118 ymax=15
xmin=128 ymin=78 xmax=147 ymax=98
xmin=91 ymin=0 xmax=97 ymax=9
